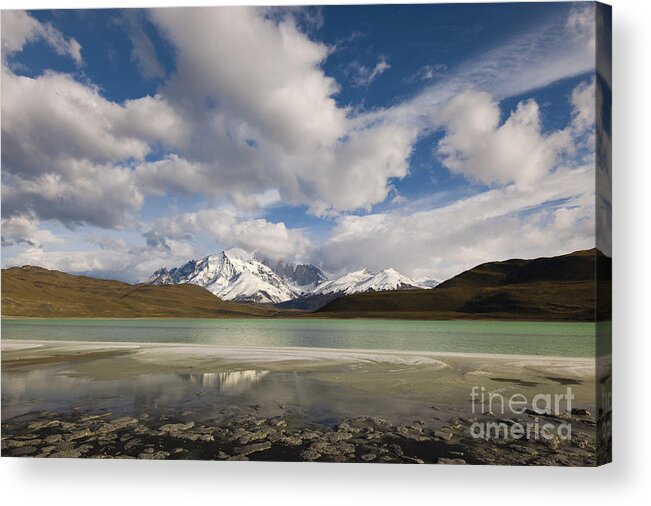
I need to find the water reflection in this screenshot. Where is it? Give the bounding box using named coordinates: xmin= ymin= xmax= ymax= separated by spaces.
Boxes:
xmin=178 ymin=369 xmax=269 ymax=393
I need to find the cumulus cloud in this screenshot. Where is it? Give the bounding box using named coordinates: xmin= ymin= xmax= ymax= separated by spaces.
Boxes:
xmin=134 ymin=155 xmax=207 ymax=196
xmin=1 ymin=215 xmax=62 ymax=247
xmin=319 ymin=164 xmax=595 ymax=280
xmin=7 ymin=241 xmax=195 ymax=283
xmin=3 ymin=5 xmax=599 ymax=234
xmin=152 ymin=6 xmax=346 ymax=153
xmin=1 ymin=68 xmax=184 ymax=227
xmin=2 ymin=70 xmax=146 ymax=173
xmin=0 ymin=12 xmax=185 ymax=229
xmin=118 ymin=7 xmax=416 ymax=215
xmin=319 ymin=79 xmax=598 ymax=279
xmin=5 ymin=226 xmax=197 ymax=282
xmin=1 ymin=70 xmax=184 ymax=175
xmin=1 ymin=10 xmax=82 ymax=65
xmin=144 ymin=208 xmax=313 ymax=263
xmin=1 ymin=6 xmax=602 ymax=279
xmin=2 ymin=163 xmax=144 ymax=229
xmin=435 ymin=90 xmax=571 ymax=188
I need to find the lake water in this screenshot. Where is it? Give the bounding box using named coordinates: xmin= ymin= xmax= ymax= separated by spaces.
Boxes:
xmin=1 ymin=318 xmax=599 ymax=357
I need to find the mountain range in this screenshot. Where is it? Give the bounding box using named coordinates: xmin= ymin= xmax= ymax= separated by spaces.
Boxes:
xmin=317 ymin=248 xmax=611 ymax=321
xmin=1 ymin=248 xmax=610 ymax=321
xmin=148 ymin=248 xmax=434 ymax=305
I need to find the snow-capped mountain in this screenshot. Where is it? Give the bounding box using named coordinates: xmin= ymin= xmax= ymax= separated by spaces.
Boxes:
xmin=148 ymin=248 xmax=300 ymax=304
xmin=148 ymin=248 xmax=433 ymax=305
xmin=414 ymin=277 xmax=440 ymax=288
xmin=312 ymin=268 xmax=426 ymax=296
xmin=260 ymin=258 xmax=327 ymax=290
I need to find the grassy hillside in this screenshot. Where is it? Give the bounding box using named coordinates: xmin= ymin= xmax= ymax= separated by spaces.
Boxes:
xmin=1 ymin=249 xmax=612 ymax=321
xmin=1 ymin=266 xmax=279 ymax=318
xmin=317 ymin=249 xmax=611 ymax=321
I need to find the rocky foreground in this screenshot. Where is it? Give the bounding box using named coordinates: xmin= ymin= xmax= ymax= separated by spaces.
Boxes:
xmin=1 ymin=405 xmax=599 ymax=465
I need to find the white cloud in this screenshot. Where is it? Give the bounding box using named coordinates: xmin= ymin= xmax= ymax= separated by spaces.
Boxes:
xmin=2 ymin=162 xmax=144 ymax=229
xmin=127 ymin=7 xmax=416 ymax=215
xmin=1 ymin=70 xmax=185 ymax=174
xmin=117 ymin=10 xmax=166 ymax=80
xmin=570 ymin=77 xmax=596 ymax=134
xmin=305 ymin=120 xmax=419 ymax=215
xmin=319 ymin=79 xmax=598 ymax=279
xmin=376 ymin=3 xmax=596 ymax=134
xmin=319 ymin=164 xmax=595 ymax=280
xmin=134 ymin=155 xmax=207 ymax=196
xmin=566 ymin=3 xmax=596 ymax=61
xmin=7 ymin=242 xmax=195 ymax=283
xmin=1 ymin=68 xmax=184 ymax=227
xmin=1 ymin=215 xmax=62 ymax=247
xmin=1 ymin=6 xmax=602 ymax=278
xmin=351 ymin=56 xmax=391 ymax=87
xmin=2 ymin=70 xmax=147 ymax=172
xmin=152 ymin=6 xmax=346 ymax=153
xmin=435 ymin=90 xmax=571 ymax=189
xmin=3 ymin=5 xmax=599 ymax=234
xmin=144 ymin=208 xmax=313 ymax=263
xmin=404 ymin=63 xmax=447 ymax=83
xmin=1 ymin=10 xmax=82 ymax=65
xmin=5 ymin=227 xmax=197 ymax=282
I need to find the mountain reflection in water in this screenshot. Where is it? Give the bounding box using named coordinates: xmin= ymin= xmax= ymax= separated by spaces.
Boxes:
xmin=178 ymin=370 xmax=269 ymax=393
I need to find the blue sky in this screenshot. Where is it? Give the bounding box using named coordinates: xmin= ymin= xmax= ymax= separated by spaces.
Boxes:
xmin=1 ymin=4 xmax=607 ymax=282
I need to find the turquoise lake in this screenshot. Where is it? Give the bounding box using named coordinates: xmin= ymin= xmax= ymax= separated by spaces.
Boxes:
xmin=0 ymin=318 xmax=603 ymax=357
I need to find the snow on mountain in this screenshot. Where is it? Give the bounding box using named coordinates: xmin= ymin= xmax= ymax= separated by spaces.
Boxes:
xmin=414 ymin=277 xmax=440 ymax=288
xmin=149 ymin=248 xmax=433 ymax=304
xmin=312 ymin=268 xmax=426 ymax=296
xmin=148 ymin=248 xmax=300 ymax=304
xmin=260 ymin=258 xmax=327 ymax=291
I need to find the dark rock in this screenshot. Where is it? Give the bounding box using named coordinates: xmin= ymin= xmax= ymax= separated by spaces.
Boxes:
xmin=434 ymin=430 xmax=453 ymax=441
xmin=235 ymin=441 xmax=272 ymax=456
xmin=437 ymin=458 xmax=467 ymax=465
xmin=12 ymin=445 xmax=38 ymax=456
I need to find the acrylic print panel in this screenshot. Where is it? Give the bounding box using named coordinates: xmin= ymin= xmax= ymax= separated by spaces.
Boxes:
xmin=0 ymin=3 xmax=611 ymax=465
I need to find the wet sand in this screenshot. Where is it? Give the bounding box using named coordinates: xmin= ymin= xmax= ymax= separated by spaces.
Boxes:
xmin=1 ymin=340 xmax=608 ymax=465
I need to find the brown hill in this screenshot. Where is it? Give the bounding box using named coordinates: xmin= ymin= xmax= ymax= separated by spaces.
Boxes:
xmin=317 ymin=249 xmax=611 ymax=321
xmin=1 ymin=266 xmax=279 ymax=318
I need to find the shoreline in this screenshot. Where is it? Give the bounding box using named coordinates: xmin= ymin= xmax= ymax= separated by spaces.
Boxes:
xmin=2 ymin=339 xmax=603 ymax=406
xmin=1 ymin=338 xmax=600 ymax=363
xmin=1 ymin=339 xmax=606 ymax=464
xmin=1 ymin=315 xmax=603 ymax=324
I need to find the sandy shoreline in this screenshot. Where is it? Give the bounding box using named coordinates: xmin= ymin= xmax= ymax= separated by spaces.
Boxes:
xmin=2 ymin=338 xmax=603 ymax=404
xmin=1 ymin=339 xmax=599 ymax=387
xmin=0 ymin=338 xmax=598 ymax=363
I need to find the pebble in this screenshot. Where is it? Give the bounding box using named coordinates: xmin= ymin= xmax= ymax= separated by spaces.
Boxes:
xmin=235 ymin=441 xmax=272 ymax=456
xmin=2 ymin=409 xmax=598 ymax=465
xmin=437 ymin=458 xmax=467 ymax=465
xmin=434 ymin=430 xmax=454 ymax=441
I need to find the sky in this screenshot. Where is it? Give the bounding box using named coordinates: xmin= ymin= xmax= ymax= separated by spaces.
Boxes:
xmin=0 ymin=3 xmax=609 ymax=283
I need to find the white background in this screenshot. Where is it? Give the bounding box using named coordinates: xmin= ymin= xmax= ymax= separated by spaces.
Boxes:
xmin=0 ymin=0 xmax=649 ymax=504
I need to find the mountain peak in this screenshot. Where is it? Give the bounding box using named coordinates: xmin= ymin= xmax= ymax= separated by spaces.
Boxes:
xmin=148 ymin=248 xmax=432 ymax=305
xmin=148 ymin=248 xmax=298 ymax=304
xmin=312 ymin=267 xmax=424 ymax=296
xmin=259 ymin=256 xmax=327 ymax=289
